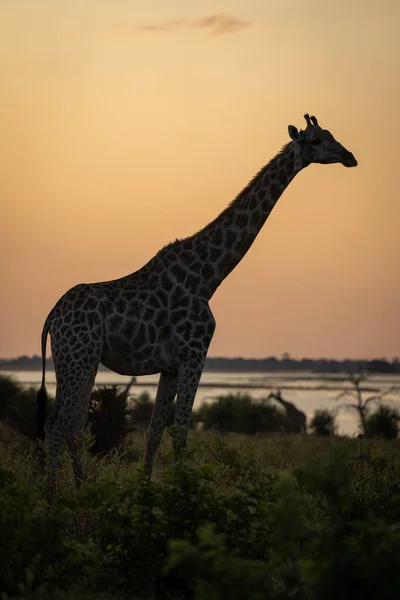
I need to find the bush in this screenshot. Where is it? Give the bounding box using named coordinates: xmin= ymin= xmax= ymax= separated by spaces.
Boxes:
xmin=365 ymin=404 xmax=400 ymax=439
xmin=310 ymin=409 xmax=337 ymax=437
xmin=2 ymin=394 xmax=400 ymax=599
xmin=166 ymin=523 xmax=272 ymax=600
xmin=128 ymin=391 xmax=154 ymax=429
xmin=194 ymin=393 xmax=287 ymax=434
xmin=0 ymin=374 xmax=161 ymax=457
xmin=0 ymin=373 xmax=21 ymax=403
xmin=0 ymin=374 xmax=39 ymax=439
xmin=297 ymin=447 xmax=400 ymax=599
xmin=0 ymin=375 xmax=135 ymax=455
xmin=78 ymin=464 xmax=225 ymax=597
xmin=0 ymin=469 xmax=78 ymax=597
xmin=128 ymin=391 xmax=174 ymax=431
xmin=88 ymin=385 xmax=129 ymax=455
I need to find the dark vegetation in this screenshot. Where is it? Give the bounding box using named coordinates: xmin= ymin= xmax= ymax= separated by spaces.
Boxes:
xmin=1 ymin=373 xmax=400 ymax=599
xmin=1 ymin=353 xmax=400 ymax=373
xmin=195 ymin=393 xmax=287 ymax=434
xmin=309 ymin=409 xmax=337 ymax=437
xmin=333 ymin=372 xmax=400 ymax=438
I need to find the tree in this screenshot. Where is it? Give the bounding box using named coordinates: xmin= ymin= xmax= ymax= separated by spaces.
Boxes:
xmin=333 ymin=372 xmax=399 ymax=436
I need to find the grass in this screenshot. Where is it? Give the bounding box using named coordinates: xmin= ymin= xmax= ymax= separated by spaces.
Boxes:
xmin=1 ymin=426 xmax=400 ymax=599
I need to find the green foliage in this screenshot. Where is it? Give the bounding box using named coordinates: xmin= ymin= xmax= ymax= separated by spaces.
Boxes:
xmin=303 ymin=516 xmax=400 ymax=600
xmin=0 ymin=375 xmax=135 ymax=454
xmin=78 ymin=465 xmax=223 ymax=597
xmin=195 ymin=393 xmax=287 ymax=434
xmin=166 ymin=524 xmax=272 ymax=600
xmin=1 ymin=382 xmax=400 ymax=599
xmin=365 ymin=404 xmax=400 ymax=439
xmin=0 ymin=469 xmax=78 ymax=597
xmin=310 ymin=409 xmax=337 ymax=437
xmin=0 ymin=374 xmax=21 ymax=401
xmin=296 ymin=448 xmax=400 ymax=599
xmin=0 ymin=374 xmax=39 ymax=439
xmin=88 ymin=385 xmax=129 ymax=455
xmin=128 ymin=391 xmax=174 ymax=431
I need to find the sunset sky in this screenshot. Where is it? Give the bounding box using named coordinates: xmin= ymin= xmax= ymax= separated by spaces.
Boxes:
xmin=1 ymin=0 xmax=399 ymax=360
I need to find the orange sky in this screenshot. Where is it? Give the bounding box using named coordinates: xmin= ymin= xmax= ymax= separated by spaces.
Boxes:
xmin=1 ymin=0 xmax=399 ymax=360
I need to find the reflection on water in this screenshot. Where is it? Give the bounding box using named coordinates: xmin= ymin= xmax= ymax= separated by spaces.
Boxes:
xmin=3 ymin=370 xmax=400 ymax=437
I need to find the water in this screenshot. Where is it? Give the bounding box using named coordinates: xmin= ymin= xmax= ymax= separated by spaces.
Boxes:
xmin=3 ymin=370 xmax=400 ymax=437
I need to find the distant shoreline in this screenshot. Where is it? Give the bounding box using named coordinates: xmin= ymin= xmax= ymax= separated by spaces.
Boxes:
xmin=1 ymin=355 xmax=399 ymax=375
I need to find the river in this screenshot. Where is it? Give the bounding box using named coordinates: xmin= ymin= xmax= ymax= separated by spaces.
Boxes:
xmin=3 ymin=369 xmax=400 ymax=437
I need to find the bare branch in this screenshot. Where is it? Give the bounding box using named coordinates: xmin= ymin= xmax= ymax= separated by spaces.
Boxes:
xmin=333 ymin=389 xmax=358 ymax=403
xmin=364 ymin=386 xmax=398 ymax=408
xmin=364 ymin=395 xmax=381 ymax=408
xmin=336 ymin=403 xmax=361 ymax=413
xmin=333 ymin=373 xmax=399 ymax=427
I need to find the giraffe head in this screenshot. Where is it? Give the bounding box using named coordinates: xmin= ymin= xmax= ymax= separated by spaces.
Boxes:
xmin=288 ymin=114 xmax=357 ymax=168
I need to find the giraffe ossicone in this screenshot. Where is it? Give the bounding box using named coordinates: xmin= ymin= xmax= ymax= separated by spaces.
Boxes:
xmin=36 ymin=113 xmax=357 ymax=493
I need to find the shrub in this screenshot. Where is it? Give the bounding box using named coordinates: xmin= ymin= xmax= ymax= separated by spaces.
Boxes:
xmin=310 ymin=409 xmax=337 ymax=437
xmin=0 ymin=373 xmax=21 ymax=403
xmin=166 ymin=524 xmax=272 ymax=600
xmin=0 ymin=374 xmax=39 ymax=439
xmin=128 ymin=390 xmax=154 ymax=429
xmin=88 ymin=385 xmax=129 ymax=455
xmin=128 ymin=391 xmax=174 ymax=431
xmin=194 ymin=393 xmax=287 ymax=434
xmin=1 ymin=409 xmax=400 ymax=599
xmin=365 ymin=404 xmax=400 ymax=439
xmin=78 ymin=464 xmax=224 ymax=597
xmin=0 ymin=469 xmax=78 ymax=597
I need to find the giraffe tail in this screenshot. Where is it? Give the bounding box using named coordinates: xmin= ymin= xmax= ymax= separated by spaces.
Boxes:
xmin=36 ymin=313 xmax=52 ymax=442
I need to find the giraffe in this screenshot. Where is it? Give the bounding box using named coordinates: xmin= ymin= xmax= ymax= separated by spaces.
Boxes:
xmin=36 ymin=113 xmax=357 ymax=492
xmin=267 ymin=391 xmax=307 ymax=434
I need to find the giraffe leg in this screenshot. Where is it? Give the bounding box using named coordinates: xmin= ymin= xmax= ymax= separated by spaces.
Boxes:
xmin=144 ymin=371 xmax=178 ymax=479
xmin=45 ymin=311 xmax=103 ymax=496
xmin=43 ymin=420 xmax=63 ymax=502
xmin=66 ymin=433 xmax=85 ymax=489
xmin=66 ymin=368 xmax=98 ymax=489
xmin=172 ymin=359 xmax=205 ymax=460
xmin=44 ymin=362 xmax=99 ymax=495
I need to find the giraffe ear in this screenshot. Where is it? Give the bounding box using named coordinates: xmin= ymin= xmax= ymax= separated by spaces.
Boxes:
xmin=288 ymin=125 xmax=299 ymax=140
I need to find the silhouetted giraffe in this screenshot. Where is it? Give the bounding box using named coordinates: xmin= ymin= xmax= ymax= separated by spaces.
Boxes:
xmin=267 ymin=391 xmax=307 ymax=434
xmin=37 ymin=113 xmax=357 ymax=492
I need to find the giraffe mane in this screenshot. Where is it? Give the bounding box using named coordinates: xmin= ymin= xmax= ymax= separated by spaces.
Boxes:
xmin=155 ymin=141 xmax=294 ymax=254
xmin=224 ymin=141 xmax=293 ymax=209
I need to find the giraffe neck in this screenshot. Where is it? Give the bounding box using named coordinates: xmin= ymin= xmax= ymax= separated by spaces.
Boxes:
xmin=171 ymin=141 xmax=307 ymax=299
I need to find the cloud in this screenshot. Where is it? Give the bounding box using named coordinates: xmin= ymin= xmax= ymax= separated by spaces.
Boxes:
xmin=113 ymin=13 xmax=250 ymax=36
